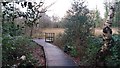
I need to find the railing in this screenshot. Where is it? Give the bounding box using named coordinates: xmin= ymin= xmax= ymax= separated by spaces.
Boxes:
xmin=45 ymin=33 xmax=55 ymax=43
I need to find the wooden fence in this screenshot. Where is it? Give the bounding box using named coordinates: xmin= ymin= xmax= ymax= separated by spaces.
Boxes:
xmin=45 ymin=33 xmax=55 ymax=43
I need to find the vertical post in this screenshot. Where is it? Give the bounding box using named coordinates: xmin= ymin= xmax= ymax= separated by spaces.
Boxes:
xmin=53 ymin=33 xmax=55 ymax=43
xmin=45 ymin=33 xmax=46 ymax=42
xmin=45 ymin=33 xmax=55 ymax=43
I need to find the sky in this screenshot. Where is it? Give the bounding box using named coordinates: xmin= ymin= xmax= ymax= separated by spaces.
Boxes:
xmin=43 ymin=0 xmax=106 ymax=18
xmin=4 ymin=0 xmax=116 ymax=18
xmin=87 ymin=0 xmax=105 ymax=18
xmin=25 ymin=0 xmax=106 ymax=18
xmin=19 ymin=0 xmax=116 ymax=18
xmin=44 ymin=0 xmax=72 ymax=18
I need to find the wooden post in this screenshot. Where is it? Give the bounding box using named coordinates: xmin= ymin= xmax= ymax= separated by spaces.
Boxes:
xmin=45 ymin=33 xmax=55 ymax=43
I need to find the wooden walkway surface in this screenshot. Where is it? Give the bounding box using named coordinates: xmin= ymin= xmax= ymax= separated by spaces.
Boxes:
xmin=33 ymin=39 xmax=77 ymax=67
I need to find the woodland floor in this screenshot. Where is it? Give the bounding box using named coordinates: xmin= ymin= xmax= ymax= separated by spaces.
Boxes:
xmin=31 ymin=44 xmax=45 ymax=66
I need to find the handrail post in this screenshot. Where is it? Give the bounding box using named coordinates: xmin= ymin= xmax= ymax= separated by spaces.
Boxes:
xmin=45 ymin=33 xmax=55 ymax=43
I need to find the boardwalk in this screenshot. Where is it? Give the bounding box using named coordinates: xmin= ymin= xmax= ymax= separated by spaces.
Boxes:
xmin=33 ymin=39 xmax=77 ymax=67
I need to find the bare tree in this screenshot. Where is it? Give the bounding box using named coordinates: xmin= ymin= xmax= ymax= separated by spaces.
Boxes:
xmin=95 ymin=2 xmax=115 ymax=67
xmin=2 ymin=1 xmax=55 ymax=37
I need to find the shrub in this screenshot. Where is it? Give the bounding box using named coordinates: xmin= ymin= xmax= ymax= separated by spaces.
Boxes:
xmin=81 ymin=34 xmax=120 ymax=67
xmin=2 ymin=35 xmax=39 ymax=67
xmin=105 ymin=34 xmax=120 ymax=67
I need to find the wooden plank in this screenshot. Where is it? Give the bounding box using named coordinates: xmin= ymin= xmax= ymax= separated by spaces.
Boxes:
xmin=33 ymin=39 xmax=77 ymax=66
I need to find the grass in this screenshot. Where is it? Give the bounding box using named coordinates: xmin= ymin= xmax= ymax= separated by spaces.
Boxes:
xmin=32 ymin=28 xmax=118 ymax=38
xmin=94 ymin=28 xmax=119 ymax=36
xmin=32 ymin=28 xmax=65 ymax=38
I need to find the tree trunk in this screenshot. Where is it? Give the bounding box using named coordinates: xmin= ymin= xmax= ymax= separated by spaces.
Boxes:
xmin=95 ymin=5 xmax=115 ymax=67
xmin=30 ymin=25 xmax=34 ymax=37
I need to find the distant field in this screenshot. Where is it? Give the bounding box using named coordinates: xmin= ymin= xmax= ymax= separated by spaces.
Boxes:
xmin=41 ymin=28 xmax=65 ymax=36
xmin=33 ymin=28 xmax=119 ymax=38
xmin=95 ymin=28 xmax=119 ymax=36
xmin=33 ymin=28 xmax=65 ymax=38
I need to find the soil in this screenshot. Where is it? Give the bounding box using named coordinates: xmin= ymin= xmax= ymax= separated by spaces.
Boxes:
xmin=72 ymin=57 xmax=81 ymax=65
xmin=31 ymin=44 xmax=46 ymax=66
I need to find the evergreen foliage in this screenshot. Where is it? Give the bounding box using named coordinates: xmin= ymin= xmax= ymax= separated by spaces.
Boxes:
xmin=61 ymin=0 xmax=94 ymax=57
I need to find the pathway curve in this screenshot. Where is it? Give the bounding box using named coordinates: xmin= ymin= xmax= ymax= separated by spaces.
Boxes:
xmin=33 ymin=39 xmax=77 ymax=67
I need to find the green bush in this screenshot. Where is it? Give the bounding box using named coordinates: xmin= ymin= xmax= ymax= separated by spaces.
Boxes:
xmin=81 ymin=34 xmax=120 ymax=67
xmin=70 ymin=46 xmax=78 ymax=57
xmin=2 ymin=2 xmax=43 ymax=67
xmin=105 ymin=34 xmax=120 ymax=66
xmin=2 ymin=22 xmax=39 ymax=67
xmin=80 ymin=36 xmax=102 ymax=65
xmin=2 ymin=35 xmax=38 ymax=67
